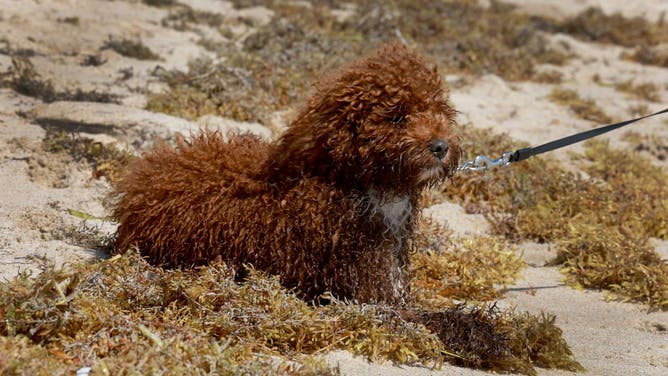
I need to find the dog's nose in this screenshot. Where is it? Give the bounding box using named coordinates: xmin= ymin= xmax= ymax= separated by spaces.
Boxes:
xmin=429 ymin=139 xmax=449 ymax=160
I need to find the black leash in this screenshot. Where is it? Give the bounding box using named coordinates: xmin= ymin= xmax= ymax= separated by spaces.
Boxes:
xmin=457 ymin=107 xmax=668 ymax=172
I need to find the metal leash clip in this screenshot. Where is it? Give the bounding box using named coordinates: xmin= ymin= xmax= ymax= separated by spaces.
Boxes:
xmin=457 ymin=151 xmax=514 ymax=172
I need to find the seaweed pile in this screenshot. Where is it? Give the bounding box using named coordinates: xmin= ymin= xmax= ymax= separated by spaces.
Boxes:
xmin=147 ymin=1 xmax=668 ymax=126
xmin=548 ymin=87 xmax=612 ymax=124
xmin=0 ymin=249 xmax=582 ymax=375
xmin=147 ymin=0 xmax=571 ymax=124
xmin=411 ymin=224 xmax=524 ymax=309
xmin=441 ymin=125 xmax=668 ymax=311
xmin=555 ymin=7 xmax=668 ymax=67
xmin=41 ymin=129 xmax=133 ymax=182
xmin=0 ymin=57 xmax=119 ymax=104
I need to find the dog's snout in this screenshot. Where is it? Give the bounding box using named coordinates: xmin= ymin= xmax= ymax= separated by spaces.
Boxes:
xmin=428 ymin=139 xmax=449 ymax=160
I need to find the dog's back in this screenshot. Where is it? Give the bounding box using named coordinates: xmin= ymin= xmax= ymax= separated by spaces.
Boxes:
xmin=112 ymin=131 xmax=271 ymax=267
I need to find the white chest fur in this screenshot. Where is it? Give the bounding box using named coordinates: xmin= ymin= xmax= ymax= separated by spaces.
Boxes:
xmin=364 ymin=190 xmax=412 ymax=303
xmin=366 ymin=191 xmax=412 ymax=238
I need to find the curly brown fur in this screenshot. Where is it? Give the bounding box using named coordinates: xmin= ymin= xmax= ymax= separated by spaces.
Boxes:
xmin=111 ymin=44 xmax=461 ymax=304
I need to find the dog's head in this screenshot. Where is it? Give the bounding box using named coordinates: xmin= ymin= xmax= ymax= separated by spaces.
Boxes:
xmin=269 ymin=44 xmax=461 ymax=193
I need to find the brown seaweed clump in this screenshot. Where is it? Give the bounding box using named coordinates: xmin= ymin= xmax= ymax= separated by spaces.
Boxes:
xmin=552 ymin=7 xmax=668 ymax=68
xmin=0 ymin=253 xmax=583 ymax=375
xmin=0 ymin=57 xmax=119 ymax=104
xmin=625 ymin=45 xmax=668 ymax=68
xmin=623 ymin=131 xmax=668 ymax=162
xmin=41 ymin=129 xmax=133 ymax=182
xmin=147 ymin=0 xmax=571 ymax=124
xmin=414 ymin=306 xmax=583 ymax=375
xmin=548 ymin=87 xmax=613 ymax=124
xmin=553 ymin=225 xmax=668 ymax=311
xmin=613 ymin=80 xmax=661 ymax=102
xmin=0 ymin=254 xmax=433 ymax=375
xmin=557 ymin=7 xmax=668 ymax=47
xmin=411 ymin=232 xmax=525 ymax=309
xmin=101 ymin=37 xmax=161 ymax=61
xmin=438 ymin=124 xmax=668 ymax=310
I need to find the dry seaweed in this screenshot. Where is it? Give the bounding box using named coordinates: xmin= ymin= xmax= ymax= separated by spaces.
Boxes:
xmin=42 ymin=129 xmax=133 ymax=182
xmin=548 ymin=87 xmax=613 ymax=124
xmin=613 ymin=80 xmax=661 ymax=102
xmin=0 ymin=250 xmax=581 ymax=375
xmin=577 ymin=139 xmax=668 ymax=239
xmin=438 ymin=123 xmax=668 ymax=309
xmin=532 ymin=70 xmax=563 ymax=84
xmin=143 ymin=0 xmax=177 ymax=7
xmin=102 ymin=37 xmax=161 ymax=61
xmin=557 ymin=7 xmax=668 ymax=47
xmin=147 ymin=8 xmax=353 ymax=124
xmin=623 ymin=131 xmax=668 ymax=162
xmin=0 ymin=38 xmax=37 ymax=57
xmin=146 ymin=56 xmax=282 ymax=123
xmin=161 ymin=4 xmax=226 ymax=31
xmin=58 ymin=16 xmax=79 ymax=26
xmin=549 ymin=7 xmax=668 ymax=67
xmin=0 ymin=57 xmax=119 ymax=104
xmin=411 ymin=232 xmax=525 ymax=308
xmin=0 ymin=336 xmax=72 ymax=375
xmin=504 ymin=312 xmax=584 ymax=373
xmin=80 ymin=54 xmax=107 ymax=67
xmin=0 ymin=253 xmax=439 ymax=373
xmin=345 ymin=0 xmax=568 ymax=80
xmin=147 ymin=0 xmax=572 ymax=123
xmin=553 ymin=224 xmax=667 ymax=311
xmin=399 ymin=303 xmax=582 ymax=376
xmin=625 ymin=45 xmax=668 ymax=68
xmin=417 ymin=305 xmax=516 ymax=371
xmin=627 ymin=104 xmax=651 ymax=118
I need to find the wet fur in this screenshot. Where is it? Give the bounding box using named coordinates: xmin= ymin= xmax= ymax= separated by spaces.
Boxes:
xmin=112 ymin=44 xmax=461 ymax=304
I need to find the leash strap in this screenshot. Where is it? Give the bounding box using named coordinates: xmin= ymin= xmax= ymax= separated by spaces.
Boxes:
xmin=458 ymin=107 xmax=668 ymax=172
xmin=509 ymin=107 xmax=668 ymax=163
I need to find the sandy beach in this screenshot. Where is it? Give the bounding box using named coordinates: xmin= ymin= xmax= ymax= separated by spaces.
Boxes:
xmin=1 ymin=1 xmax=666 ymax=375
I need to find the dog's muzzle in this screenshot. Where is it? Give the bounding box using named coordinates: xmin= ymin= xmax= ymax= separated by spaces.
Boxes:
xmin=428 ymin=139 xmax=449 ymax=160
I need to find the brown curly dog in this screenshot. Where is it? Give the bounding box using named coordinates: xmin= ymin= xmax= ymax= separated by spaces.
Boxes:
xmin=112 ymin=44 xmax=461 ymax=305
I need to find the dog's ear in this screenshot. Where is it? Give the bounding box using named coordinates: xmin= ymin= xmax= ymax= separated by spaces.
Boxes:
xmin=266 ymin=101 xmax=357 ymax=186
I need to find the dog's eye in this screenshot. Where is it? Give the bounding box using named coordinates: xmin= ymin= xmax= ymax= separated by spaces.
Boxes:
xmin=389 ymin=115 xmax=406 ymax=125
xmin=388 ymin=103 xmax=409 ymax=126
